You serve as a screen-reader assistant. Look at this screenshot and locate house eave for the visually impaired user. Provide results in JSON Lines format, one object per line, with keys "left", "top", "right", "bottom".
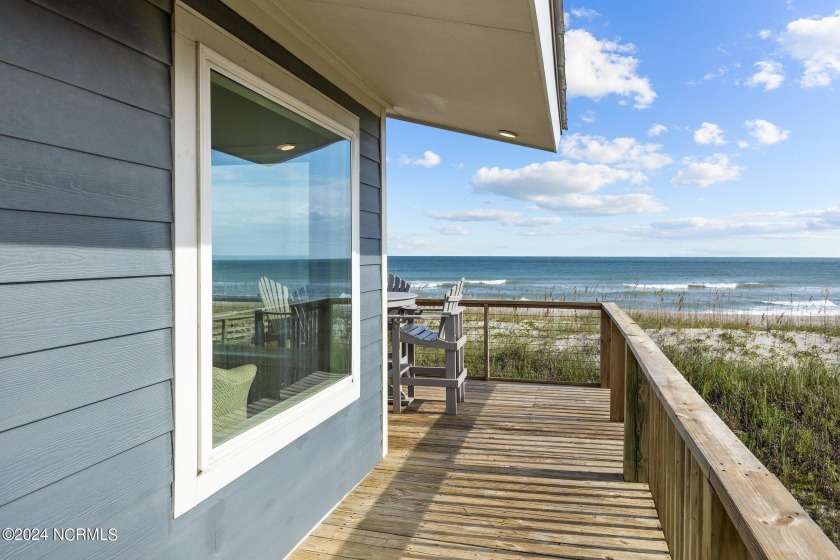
{"left": 221, "top": 0, "right": 566, "bottom": 151}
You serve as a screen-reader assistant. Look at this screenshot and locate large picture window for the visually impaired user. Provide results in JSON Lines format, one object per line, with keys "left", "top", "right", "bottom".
{"left": 172, "top": 37, "right": 361, "bottom": 514}
{"left": 206, "top": 69, "right": 353, "bottom": 448}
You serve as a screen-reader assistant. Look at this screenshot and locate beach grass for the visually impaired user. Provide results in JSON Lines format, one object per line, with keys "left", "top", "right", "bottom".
{"left": 662, "top": 343, "right": 839, "bottom": 546}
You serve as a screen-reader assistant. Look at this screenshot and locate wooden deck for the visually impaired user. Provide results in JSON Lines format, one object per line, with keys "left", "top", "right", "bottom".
{"left": 290, "top": 381, "right": 670, "bottom": 559}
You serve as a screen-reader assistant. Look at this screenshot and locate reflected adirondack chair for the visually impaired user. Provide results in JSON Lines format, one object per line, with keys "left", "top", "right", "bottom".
{"left": 258, "top": 277, "right": 293, "bottom": 346}
{"left": 389, "top": 278, "right": 466, "bottom": 415}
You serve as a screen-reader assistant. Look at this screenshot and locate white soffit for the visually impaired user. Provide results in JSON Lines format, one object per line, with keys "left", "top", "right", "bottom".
{"left": 228, "top": 0, "right": 563, "bottom": 152}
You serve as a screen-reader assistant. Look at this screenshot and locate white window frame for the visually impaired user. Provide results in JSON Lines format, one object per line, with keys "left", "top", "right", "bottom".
{"left": 172, "top": 8, "right": 361, "bottom": 517}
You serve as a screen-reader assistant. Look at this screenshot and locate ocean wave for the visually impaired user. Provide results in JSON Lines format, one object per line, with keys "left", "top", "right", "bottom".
{"left": 465, "top": 279, "right": 506, "bottom": 285}
{"left": 693, "top": 308, "right": 840, "bottom": 317}
{"left": 411, "top": 281, "right": 445, "bottom": 289}
{"left": 624, "top": 283, "right": 689, "bottom": 291}
{"left": 625, "top": 282, "right": 738, "bottom": 291}
{"left": 760, "top": 300, "right": 837, "bottom": 308}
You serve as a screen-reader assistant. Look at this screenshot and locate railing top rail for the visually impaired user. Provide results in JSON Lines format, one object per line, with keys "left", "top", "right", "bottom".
{"left": 415, "top": 298, "right": 602, "bottom": 310}
{"left": 601, "top": 302, "right": 840, "bottom": 559}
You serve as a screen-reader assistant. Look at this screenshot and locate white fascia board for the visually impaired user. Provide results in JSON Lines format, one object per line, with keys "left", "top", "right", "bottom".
{"left": 223, "top": 0, "right": 391, "bottom": 115}
{"left": 530, "top": 0, "right": 561, "bottom": 152}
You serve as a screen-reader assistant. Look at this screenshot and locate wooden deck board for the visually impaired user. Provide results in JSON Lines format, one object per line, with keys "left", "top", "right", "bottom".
{"left": 290, "top": 380, "right": 670, "bottom": 559}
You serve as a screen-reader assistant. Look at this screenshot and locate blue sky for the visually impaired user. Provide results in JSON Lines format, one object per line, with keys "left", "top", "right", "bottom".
{"left": 386, "top": 1, "right": 840, "bottom": 257}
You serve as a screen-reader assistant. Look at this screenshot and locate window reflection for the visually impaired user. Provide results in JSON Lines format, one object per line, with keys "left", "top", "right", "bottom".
{"left": 209, "top": 71, "right": 352, "bottom": 447}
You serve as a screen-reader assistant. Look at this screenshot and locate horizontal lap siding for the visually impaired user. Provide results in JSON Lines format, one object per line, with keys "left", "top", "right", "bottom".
{"left": 0, "top": 2, "right": 175, "bottom": 560}
{"left": 0, "top": 0, "right": 385, "bottom": 558}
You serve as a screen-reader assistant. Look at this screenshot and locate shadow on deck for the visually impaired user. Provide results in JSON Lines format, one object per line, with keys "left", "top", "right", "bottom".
{"left": 291, "top": 381, "right": 670, "bottom": 559}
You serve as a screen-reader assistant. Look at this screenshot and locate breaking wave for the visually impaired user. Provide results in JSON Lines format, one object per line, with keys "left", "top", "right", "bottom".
{"left": 625, "top": 282, "right": 738, "bottom": 291}
{"left": 465, "top": 279, "right": 506, "bottom": 285}
{"left": 760, "top": 300, "right": 837, "bottom": 308}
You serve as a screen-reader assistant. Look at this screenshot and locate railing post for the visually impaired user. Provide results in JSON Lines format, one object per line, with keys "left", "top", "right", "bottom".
{"left": 609, "top": 319, "right": 625, "bottom": 422}
{"left": 483, "top": 303, "right": 490, "bottom": 381}
{"left": 254, "top": 309, "right": 265, "bottom": 346}
{"left": 623, "top": 347, "right": 649, "bottom": 483}
{"left": 600, "top": 309, "right": 611, "bottom": 388}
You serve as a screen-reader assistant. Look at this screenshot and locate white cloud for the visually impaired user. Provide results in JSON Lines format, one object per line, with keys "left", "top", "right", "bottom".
{"left": 511, "top": 216, "right": 564, "bottom": 227}
{"left": 618, "top": 217, "right": 807, "bottom": 240}
{"left": 687, "top": 66, "right": 728, "bottom": 85}
{"left": 737, "top": 140, "right": 750, "bottom": 148}
{"left": 614, "top": 207, "right": 840, "bottom": 240}
{"left": 570, "top": 7, "right": 600, "bottom": 20}
{"left": 565, "top": 29, "right": 657, "bottom": 108}
{"left": 778, "top": 10, "right": 840, "bottom": 87}
{"left": 758, "top": 29, "right": 773, "bottom": 40}
{"left": 432, "top": 224, "right": 469, "bottom": 236}
{"left": 560, "top": 133, "right": 672, "bottom": 171}
{"left": 807, "top": 207, "right": 840, "bottom": 229}
{"left": 427, "top": 209, "right": 521, "bottom": 222}
{"left": 693, "top": 122, "right": 727, "bottom": 145}
{"left": 734, "top": 207, "right": 839, "bottom": 220}
{"left": 745, "top": 60, "right": 785, "bottom": 91}
{"left": 648, "top": 124, "right": 668, "bottom": 137}
{"left": 473, "top": 161, "right": 631, "bottom": 196}
{"left": 744, "top": 119, "right": 791, "bottom": 145}
{"left": 534, "top": 193, "right": 666, "bottom": 215}
{"left": 471, "top": 161, "right": 666, "bottom": 216}
{"left": 427, "top": 208, "right": 562, "bottom": 227}
{"left": 398, "top": 150, "right": 441, "bottom": 168}
{"left": 388, "top": 234, "right": 431, "bottom": 252}
{"left": 671, "top": 154, "right": 743, "bottom": 187}
{"left": 580, "top": 110, "right": 596, "bottom": 123}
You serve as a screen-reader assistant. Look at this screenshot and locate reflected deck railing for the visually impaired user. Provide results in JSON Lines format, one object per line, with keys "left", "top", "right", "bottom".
{"left": 412, "top": 297, "right": 840, "bottom": 559}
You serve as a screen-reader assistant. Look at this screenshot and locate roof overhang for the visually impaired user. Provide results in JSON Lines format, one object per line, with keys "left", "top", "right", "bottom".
{"left": 222, "top": 0, "right": 567, "bottom": 152}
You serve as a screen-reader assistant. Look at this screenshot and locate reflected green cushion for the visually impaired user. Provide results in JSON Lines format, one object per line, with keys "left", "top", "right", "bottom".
{"left": 212, "top": 364, "right": 258, "bottom": 436}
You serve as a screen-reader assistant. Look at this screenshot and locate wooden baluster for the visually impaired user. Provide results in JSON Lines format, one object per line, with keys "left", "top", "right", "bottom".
{"left": 600, "top": 309, "right": 611, "bottom": 388}
{"left": 623, "top": 347, "right": 649, "bottom": 483}
{"left": 483, "top": 303, "right": 490, "bottom": 381}
{"left": 688, "top": 455, "right": 701, "bottom": 560}
{"left": 701, "top": 480, "right": 723, "bottom": 560}
{"left": 675, "top": 433, "right": 685, "bottom": 559}
{"left": 609, "top": 320, "right": 625, "bottom": 422}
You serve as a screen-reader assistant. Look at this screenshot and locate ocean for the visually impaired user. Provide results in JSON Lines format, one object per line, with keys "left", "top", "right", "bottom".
{"left": 388, "top": 256, "right": 840, "bottom": 317}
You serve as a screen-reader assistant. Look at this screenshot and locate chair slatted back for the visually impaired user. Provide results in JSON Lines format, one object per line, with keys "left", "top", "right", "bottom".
{"left": 258, "top": 277, "right": 290, "bottom": 314}
{"left": 388, "top": 273, "right": 411, "bottom": 292}
{"left": 438, "top": 278, "right": 465, "bottom": 336}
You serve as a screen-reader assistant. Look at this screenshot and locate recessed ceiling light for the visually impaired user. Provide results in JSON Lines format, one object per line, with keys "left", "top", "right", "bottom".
{"left": 277, "top": 144, "right": 296, "bottom": 151}
{"left": 498, "top": 130, "right": 518, "bottom": 138}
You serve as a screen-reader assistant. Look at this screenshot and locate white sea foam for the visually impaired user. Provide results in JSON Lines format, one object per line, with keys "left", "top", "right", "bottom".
{"left": 465, "top": 279, "right": 506, "bottom": 285}
{"left": 625, "top": 282, "right": 738, "bottom": 291}
{"left": 624, "top": 283, "right": 689, "bottom": 291}
{"left": 412, "top": 281, "right": 444, "bottom": 289}
{"left": 761, "top": 300, "right": 837, "bottom": 308}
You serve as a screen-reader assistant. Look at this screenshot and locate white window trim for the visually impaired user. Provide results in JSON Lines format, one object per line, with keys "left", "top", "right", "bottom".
{"left": 172, "top": 7, "right": 361, "bottom": 517}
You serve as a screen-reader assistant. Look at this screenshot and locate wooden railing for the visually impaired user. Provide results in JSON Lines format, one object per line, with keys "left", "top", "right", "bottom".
{"left": 414, "top": 298, "right": 602, "bottom": 383}
{"left": 412, "top": 297, "right": 839, "bottom": 557}
{"left": 601, "top": 302, "right": 840, "bottom": 560}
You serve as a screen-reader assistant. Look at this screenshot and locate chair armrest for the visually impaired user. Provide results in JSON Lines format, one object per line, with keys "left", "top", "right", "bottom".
{"left": 387, "top": 314, "right": 414, "bottom": 320}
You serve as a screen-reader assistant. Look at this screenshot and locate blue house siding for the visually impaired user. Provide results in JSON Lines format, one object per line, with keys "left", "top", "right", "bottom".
{"left": 0, "top": 1, "right": 384, "bottom": 559}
